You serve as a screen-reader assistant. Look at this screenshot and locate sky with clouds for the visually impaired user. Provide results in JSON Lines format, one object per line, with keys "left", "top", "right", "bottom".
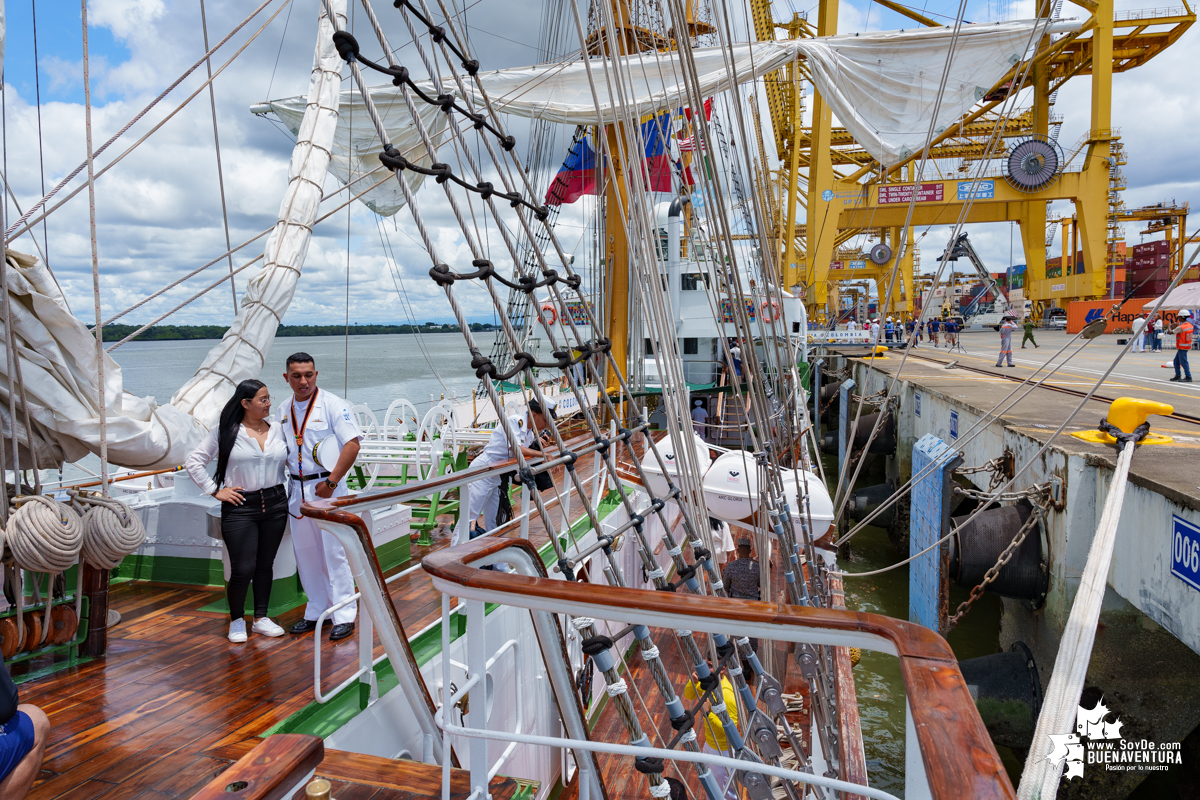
{"left": 2, "top": 0, "right": 1196, "bottom": 332}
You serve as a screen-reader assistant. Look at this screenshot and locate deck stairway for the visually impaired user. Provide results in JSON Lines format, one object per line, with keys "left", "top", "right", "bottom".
{"left": 192, "top": 735, "right": 535, "bottom": 800}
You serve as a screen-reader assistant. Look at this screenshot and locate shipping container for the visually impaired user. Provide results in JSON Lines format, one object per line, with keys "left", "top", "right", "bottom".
{"left": 1130, "top": 266, "right": 1170, "bottom": 283}
{"left": 1065, "top": 298, "right": 1185, "bottom": 333}
{"left": 1133, "top": 279, "right": 1173, "bottom": 297}
{"left": 1132, "top": 240, "right": 1171, "bottom": 256}
{"left": 1131, "top": 254, "right": 1169, "bottom": 269}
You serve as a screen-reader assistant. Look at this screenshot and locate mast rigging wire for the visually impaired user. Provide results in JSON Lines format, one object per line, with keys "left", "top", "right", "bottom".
{"left": 81, "top": 0, "right": 110, "bottom": 496}
{"left": 199, "top": 0, "right": 239, "bottom": 313}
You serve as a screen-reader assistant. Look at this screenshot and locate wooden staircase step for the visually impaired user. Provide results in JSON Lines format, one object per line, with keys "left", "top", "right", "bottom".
{"left": 205, "top": 739, "right": 534, "bottom": 800}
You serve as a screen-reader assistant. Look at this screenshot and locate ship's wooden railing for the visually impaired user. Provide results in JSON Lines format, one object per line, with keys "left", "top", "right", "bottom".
{"left": 190, "top": 734, "right": 323, "bottom": 800}
{"left": 422, "top": 537, "right": 1017, "bottom": 800}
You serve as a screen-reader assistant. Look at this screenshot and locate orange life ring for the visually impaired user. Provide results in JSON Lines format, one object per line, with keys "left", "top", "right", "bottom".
{"left": 760, "top": 299, "right": 781, "bottom": 321}
{"left": 541, "top": 303, "right": 557, "bottom": 325}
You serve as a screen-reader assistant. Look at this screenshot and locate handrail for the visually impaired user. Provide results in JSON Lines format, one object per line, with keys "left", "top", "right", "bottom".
{"left": 310, "top": 431, "right": 595, "bottom": 515}
{"left": 188, "top": 734, "right": 323, "bottom": 800}
{"left": 423, "top": 537, "right": 1016, "bottom": 800}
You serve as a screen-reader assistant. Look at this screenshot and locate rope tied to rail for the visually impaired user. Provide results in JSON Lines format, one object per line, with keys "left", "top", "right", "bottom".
{"left": 6, "top": 495, "right": 82, "bottom": 573}
{"left": 70, "top": 491, "right": 147, "bottom": 569}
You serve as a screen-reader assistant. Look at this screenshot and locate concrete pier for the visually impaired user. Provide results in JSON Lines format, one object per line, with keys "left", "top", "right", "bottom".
{"left": 840, "top": 330, "right": 1200, "bottom": 798}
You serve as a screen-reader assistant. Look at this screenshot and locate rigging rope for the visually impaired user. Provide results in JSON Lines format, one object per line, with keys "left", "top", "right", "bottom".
{"left": 6, "top": 495, "right": 82, "bottom": 573}
{"left": 199, "top": 0, "right": 239, "bottom": 313}
{"left": 71, "top": 492, "right": 147, "bottom": 570}
{"left": 81, "top": 0, "right": 110, "bottom": 495}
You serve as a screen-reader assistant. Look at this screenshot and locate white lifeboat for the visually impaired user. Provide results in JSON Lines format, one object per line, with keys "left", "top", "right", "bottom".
{"left": 703, "top": 453, "right": 835, "bottom": 538}
{"left": 642, "top": 432, "right": 711, "bottom": 497}
{"left": 781, "top": 471, "right": 836, "bottom": 540}
{"left": 701, "top": 451, "right": 761, "bottom": 521}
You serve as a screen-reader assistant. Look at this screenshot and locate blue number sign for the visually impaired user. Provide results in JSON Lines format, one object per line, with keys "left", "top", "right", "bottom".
{"left": 915, "top": 391, "right": 921, "bottom": 418}
{"left": 950, "top": 410, "right": 959, "bottom": 440}
{"left": 1172, "top": 515, "right": 1200, "bottom": 592}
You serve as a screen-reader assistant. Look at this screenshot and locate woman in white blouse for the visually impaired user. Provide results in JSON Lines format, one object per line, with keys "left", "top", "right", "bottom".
{"left": 185, "top": 379, "right": 290, "bottom": 643}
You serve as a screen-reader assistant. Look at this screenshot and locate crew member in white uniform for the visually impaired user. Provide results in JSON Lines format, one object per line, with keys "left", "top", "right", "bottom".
{"left": 457, "top": 400, "right": 553, "bottom": 544}
{"left": 279, "top": 353, "right": 363, "bottom": 641}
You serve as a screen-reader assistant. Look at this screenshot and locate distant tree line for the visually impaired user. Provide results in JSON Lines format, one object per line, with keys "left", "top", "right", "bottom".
{"left": 94, "top": 322, "right": 497, "bottom": 342}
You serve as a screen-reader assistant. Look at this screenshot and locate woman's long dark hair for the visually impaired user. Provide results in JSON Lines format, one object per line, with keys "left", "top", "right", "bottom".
{"left": 213, "top": 379, "right": 266, "bottom": 489}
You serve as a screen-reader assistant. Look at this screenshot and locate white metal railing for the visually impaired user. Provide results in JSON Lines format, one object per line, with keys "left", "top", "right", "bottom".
{"left": 430, "top": 543, "right": 912, "bottom": 800}
{"left": 311, "top": 476, "right": 594, "bottom": 703}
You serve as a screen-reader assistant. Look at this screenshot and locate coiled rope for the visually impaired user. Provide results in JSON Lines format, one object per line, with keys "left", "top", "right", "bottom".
{"left": 6, "top": 495, "right": 82, "bottom": 573}
{"left": 72, "top": 493, "right": 146, "bottom": 569}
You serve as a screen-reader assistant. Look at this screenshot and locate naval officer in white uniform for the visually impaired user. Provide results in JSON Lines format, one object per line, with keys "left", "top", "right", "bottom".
{"left": 280, "top": 352, "right": 362, "bottom": 641}
{"left": 457, "top": 399, "right": 554, "bottom": 544}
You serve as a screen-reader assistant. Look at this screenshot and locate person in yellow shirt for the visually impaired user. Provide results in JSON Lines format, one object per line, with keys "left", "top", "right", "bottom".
{"left": 684, "top": 674, "right": 740, "bottom": 800}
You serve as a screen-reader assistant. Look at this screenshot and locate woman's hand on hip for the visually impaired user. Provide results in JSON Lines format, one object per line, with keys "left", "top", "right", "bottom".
{"left": 215, "top": 486, "right": 245, "bottom": 505}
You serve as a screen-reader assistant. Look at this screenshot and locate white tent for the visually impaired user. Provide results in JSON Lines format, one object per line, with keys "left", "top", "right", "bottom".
{"left": 1144, "top": 282, "right": 1200, "bottom": 310}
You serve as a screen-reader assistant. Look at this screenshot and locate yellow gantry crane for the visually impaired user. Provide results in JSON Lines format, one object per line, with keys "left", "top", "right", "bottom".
{"left": 752, "top": 0, "right": 1194, "bottom": 323}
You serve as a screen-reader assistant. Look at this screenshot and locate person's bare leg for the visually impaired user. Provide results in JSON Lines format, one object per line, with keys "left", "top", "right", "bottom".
{"left": 0, "top": 704, "right": 50, "bottom": 799}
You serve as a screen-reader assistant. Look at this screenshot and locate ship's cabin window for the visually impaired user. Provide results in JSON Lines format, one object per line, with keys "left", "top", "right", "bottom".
{"left": 683, "top": 338, "right": 698, "bottom": 355}
{"left": 681, "top": 273, "right": 709, "bottom": 291}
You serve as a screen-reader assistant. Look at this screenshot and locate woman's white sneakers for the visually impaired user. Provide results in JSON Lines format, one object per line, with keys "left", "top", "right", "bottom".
{"left": 252, "top": 617, "right": 286, "bottom": 637}
{"left": 229, "top": 617, "right": 286, "bottom": 642}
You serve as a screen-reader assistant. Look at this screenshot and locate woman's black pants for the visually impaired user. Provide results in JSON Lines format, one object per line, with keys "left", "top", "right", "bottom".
{"left": 221, "top": 485, "right": 288, "bottom": 620}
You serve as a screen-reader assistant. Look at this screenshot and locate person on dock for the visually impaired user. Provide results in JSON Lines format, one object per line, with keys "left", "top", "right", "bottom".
{"left": 906, "top": 318, "right": 917, "bottom": 345}
{"left": 1170, "top": 309, "right": 1193, "bottom": 382}
{"left": 884, "top": 317, "right": 894, "bottom": 343}
{"left": 928, "top": 317, "right": 940, "bottom": 347}
{"left": 280, "top": 353, "right": 363, "bottom": 642}
{"left": 185, "top": 379, "right": 290, "bottom": 643}
{"left": 944, "top": 317, "right": 959, "bottom": 348}
{"left": 1131, "top": 313, "right": 1147, "bottom": 352}
{"left": 0, "top": 655, "right": 49, "bottom": 799}
{"left": 460, "top": 399, "right": 555, "bottom": 543}
{"left": 1021, "top": 316, "right": 1039, "bottom": 349}
{"left": 869, "top": 318, "right": 881, "bottom": 343}
{"left": 996, "top": 314, "right": 1018, "bottom": 367}
{"left": 1153, "top": 315, "right": 1164, "bottom": 351}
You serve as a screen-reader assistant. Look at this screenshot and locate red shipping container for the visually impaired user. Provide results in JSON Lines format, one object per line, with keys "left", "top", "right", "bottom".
{"left": 1131, "top": 267, "right": 1170, "bottom": 282}
{"left": 1131, "top": 254, "right": 1168, "bottom": 269}
{"left": 1132, "top": 240, "right": 1170, "bottom": 257}
{"left": 1133, "top": 279, "right": 1172, "bottom": 297}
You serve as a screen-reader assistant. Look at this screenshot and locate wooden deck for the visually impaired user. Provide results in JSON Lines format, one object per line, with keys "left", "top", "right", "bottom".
{"left": 18, "top": 488, "right": 578, "bottom": 799}
{"left": 15, "top": 429, "right": 630, "bottom": 800}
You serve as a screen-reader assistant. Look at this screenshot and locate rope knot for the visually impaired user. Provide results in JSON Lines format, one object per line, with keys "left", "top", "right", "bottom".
{"left": 331, "top": 30, "right": 359, "bottom": 63}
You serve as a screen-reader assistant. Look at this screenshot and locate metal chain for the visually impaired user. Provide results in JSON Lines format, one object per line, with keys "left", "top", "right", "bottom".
{"left": 947, "top": 491, "right": 1049, "bottom": 629}
{"left": 954, "top": 455, "right": 1009, "bottom": 491}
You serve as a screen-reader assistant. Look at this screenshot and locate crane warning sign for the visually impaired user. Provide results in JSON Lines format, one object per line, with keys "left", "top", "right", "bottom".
{"left": 878, "top": 183, "right": 944, "bottom": 204}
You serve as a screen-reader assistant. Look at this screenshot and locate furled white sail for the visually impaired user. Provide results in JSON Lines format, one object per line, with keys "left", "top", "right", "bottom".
{"left": 0, "top": 250, "right": 203, "bottom": 469}
{"left": 459, "top": 19, "right": 1077, "bottom": 166}
{"left": 253, "top": 88, "right": 448, "bottom": 217}
{"left": 171, "top": 0, "right": 349, "bottom": 431}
